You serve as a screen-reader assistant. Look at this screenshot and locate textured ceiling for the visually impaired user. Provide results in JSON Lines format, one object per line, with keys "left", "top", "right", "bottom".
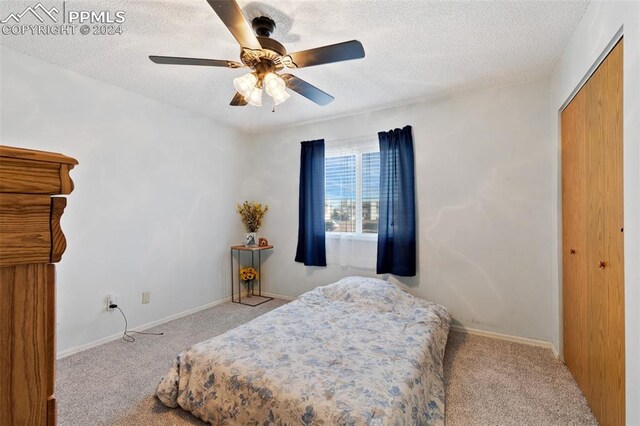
{"left": 0, "top": 0, "right": 589, "bottom": 133}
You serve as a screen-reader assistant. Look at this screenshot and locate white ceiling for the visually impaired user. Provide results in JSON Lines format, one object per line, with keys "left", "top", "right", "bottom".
{"left": 0, "top": 0, "right": 589, "bottom": 133}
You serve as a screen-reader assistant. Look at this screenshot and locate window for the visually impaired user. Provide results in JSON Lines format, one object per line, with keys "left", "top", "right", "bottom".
{"left": 361, "top": 152, "right": 380, "bottom": 234}
{"left": 325, "top": 143, "right": 380, "bottom": 235}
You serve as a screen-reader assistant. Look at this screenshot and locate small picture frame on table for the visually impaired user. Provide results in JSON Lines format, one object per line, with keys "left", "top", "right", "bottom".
{"left": 244, "top": 233, "right": 257, "bottom": 247}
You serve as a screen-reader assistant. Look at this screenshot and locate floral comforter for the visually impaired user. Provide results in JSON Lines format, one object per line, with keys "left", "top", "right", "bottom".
{"left": 156, "top": 276, "right": 451, "bottom": 425}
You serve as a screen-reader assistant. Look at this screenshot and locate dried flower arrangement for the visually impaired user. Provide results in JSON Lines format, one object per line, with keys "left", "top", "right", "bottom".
{"left": 236, "top": 201, "right": 269, "bottom": 233}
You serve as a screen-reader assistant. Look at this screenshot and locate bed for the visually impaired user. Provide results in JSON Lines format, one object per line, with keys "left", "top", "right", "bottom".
{"left": 156, "top": 276, "right": 451, "bottom": 425}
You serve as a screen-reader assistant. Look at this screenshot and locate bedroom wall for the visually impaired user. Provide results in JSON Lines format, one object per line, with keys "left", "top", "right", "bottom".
{"left": 241, "top": 78, "right": 555, "bottom": 343}
{"left": 548, "top": 2, "right": 640, "bottom": 423}
{"left": 0, "top": 46, "right": 249, "bottom": 355}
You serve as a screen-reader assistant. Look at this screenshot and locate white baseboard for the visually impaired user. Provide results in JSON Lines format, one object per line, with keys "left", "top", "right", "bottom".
{"left": 57, "top": 292, "right": 294, "bottom": 359}
{"left": 551, "top": 344, "right": 560, "bottom": 359}
{"left": 62, "top": 295, "right": 564, "bottom": 362}
{"left": 57, "top": 296, "right": 232, "bottom": 359}
{"left": 451, "top": 325, "right": 560, "bottom": 359}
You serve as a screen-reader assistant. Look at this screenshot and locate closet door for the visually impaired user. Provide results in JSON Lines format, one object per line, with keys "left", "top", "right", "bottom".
{"left": 594, "top": 39, "right": 624, "bottom": 426}
{"left": 561, "top": 78, "right": 589, "bottom": 398}
{"left": 562, "top": 39, "right": 624, "bottom": 426}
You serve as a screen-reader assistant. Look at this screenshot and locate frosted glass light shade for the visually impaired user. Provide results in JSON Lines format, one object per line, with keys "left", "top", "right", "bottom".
{"left": 264, "top": 72, "right": 284, "bottom": 95}
{"left": 270, "top": 89, "right": 290, "bottom": 105}
{"left": 233, "top": 73, "right": 258, "bottom": 98}
{"left": 245, "top": 86, "right": 263, "bottom": 106}
{"left": 264, "top": 72, "right": 290, "bottom": 105}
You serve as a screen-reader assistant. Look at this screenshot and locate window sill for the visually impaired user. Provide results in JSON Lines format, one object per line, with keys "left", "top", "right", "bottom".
{"left": 326, "top": 232, "right": 378, "bottom": 242}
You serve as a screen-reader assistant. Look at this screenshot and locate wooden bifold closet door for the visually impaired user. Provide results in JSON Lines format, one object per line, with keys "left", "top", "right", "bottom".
{"left": 562, "top": 39, "right": 624, "bottom": 426}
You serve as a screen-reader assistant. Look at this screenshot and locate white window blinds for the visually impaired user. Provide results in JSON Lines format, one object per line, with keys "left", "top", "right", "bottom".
{"left": 325, "top": 139, "right": 380, "bottom": 235}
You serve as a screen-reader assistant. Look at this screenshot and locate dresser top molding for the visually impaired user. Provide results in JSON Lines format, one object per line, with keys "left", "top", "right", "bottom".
{"left": 0, "top": 145, "right": 78, "bottom": 166}
{"left": 0, "top": 145, "right": 78, "bottom": 266}
{"left": 0, "top": 145, "right": 78, "bottom": 195}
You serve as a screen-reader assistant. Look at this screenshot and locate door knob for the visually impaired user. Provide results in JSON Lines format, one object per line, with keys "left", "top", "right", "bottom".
{"left": 599, "top": 261, "right": 606, "bottom": 269}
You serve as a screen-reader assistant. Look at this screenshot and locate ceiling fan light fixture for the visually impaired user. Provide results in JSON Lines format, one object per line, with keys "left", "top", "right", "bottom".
{"left": 149, "top": 0, "right": 365, "bottom": 108}
{"left": 264, "top": 72, "right": 290, "bottom": 105}
{"left": 233, "top": 72, "right": 258, "bottom": 98}
{"left": 264, "top": 72, "right": 284, "bottom": 95}
{"left": 270, "top": 88, "right": 290, "bottom": 106}
{"left": 245, "top": 85, "right": 263, "bottom": 107}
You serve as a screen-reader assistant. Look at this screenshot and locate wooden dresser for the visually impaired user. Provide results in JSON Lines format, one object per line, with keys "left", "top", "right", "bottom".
{"left": 0, "top": 145, "right": 78, "bottom": 425}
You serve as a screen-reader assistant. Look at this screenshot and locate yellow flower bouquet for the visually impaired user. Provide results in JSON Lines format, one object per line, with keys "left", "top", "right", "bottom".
{"left": 239, "top": 266, "right": 259, "bottom": 298}
{"left": 239, "top": 267, "right": 259, "bottom": 282}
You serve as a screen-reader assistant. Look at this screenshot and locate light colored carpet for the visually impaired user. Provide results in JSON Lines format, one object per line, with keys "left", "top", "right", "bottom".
{"left": 444, "top": 332, "right": 596, "bottom": 425}
{"left": 56, "top": 299, "right": 596, "bottom": 425}
{"left": 56, "top": 299, "right": 288, "bottom": 426}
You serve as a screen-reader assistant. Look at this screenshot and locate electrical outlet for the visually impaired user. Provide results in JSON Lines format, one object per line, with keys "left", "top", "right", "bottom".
{"left": 106, "top": 295, "right": 117, "bottom": 311}
{"left": 142, "top": 291, "right": 150, "bottom": 304}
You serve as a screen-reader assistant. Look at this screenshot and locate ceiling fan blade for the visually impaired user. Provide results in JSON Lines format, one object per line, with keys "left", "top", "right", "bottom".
{"left": 149, "top": 55, "right": 244, "bottom": 68}
{"left": 230, "top": 92, "right": 248, "bottom": 106}
{"left": 205, "top": 0, "right": 262, "bottom": 50}
{"left": 281, "top": 40, "right": 365, "bottom": 69}
{"left": 282, "top": 74, "right": 334, "bottom": 106}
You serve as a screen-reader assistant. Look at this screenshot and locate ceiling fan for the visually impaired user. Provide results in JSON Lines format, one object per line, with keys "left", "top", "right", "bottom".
{"left": 149, "top": 0, "right": 365, "bottom": 109}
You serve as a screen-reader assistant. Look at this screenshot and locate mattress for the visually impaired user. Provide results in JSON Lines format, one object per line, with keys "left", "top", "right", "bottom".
{"left": 156, "top": 276, "right": 451, "bottom": 425}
